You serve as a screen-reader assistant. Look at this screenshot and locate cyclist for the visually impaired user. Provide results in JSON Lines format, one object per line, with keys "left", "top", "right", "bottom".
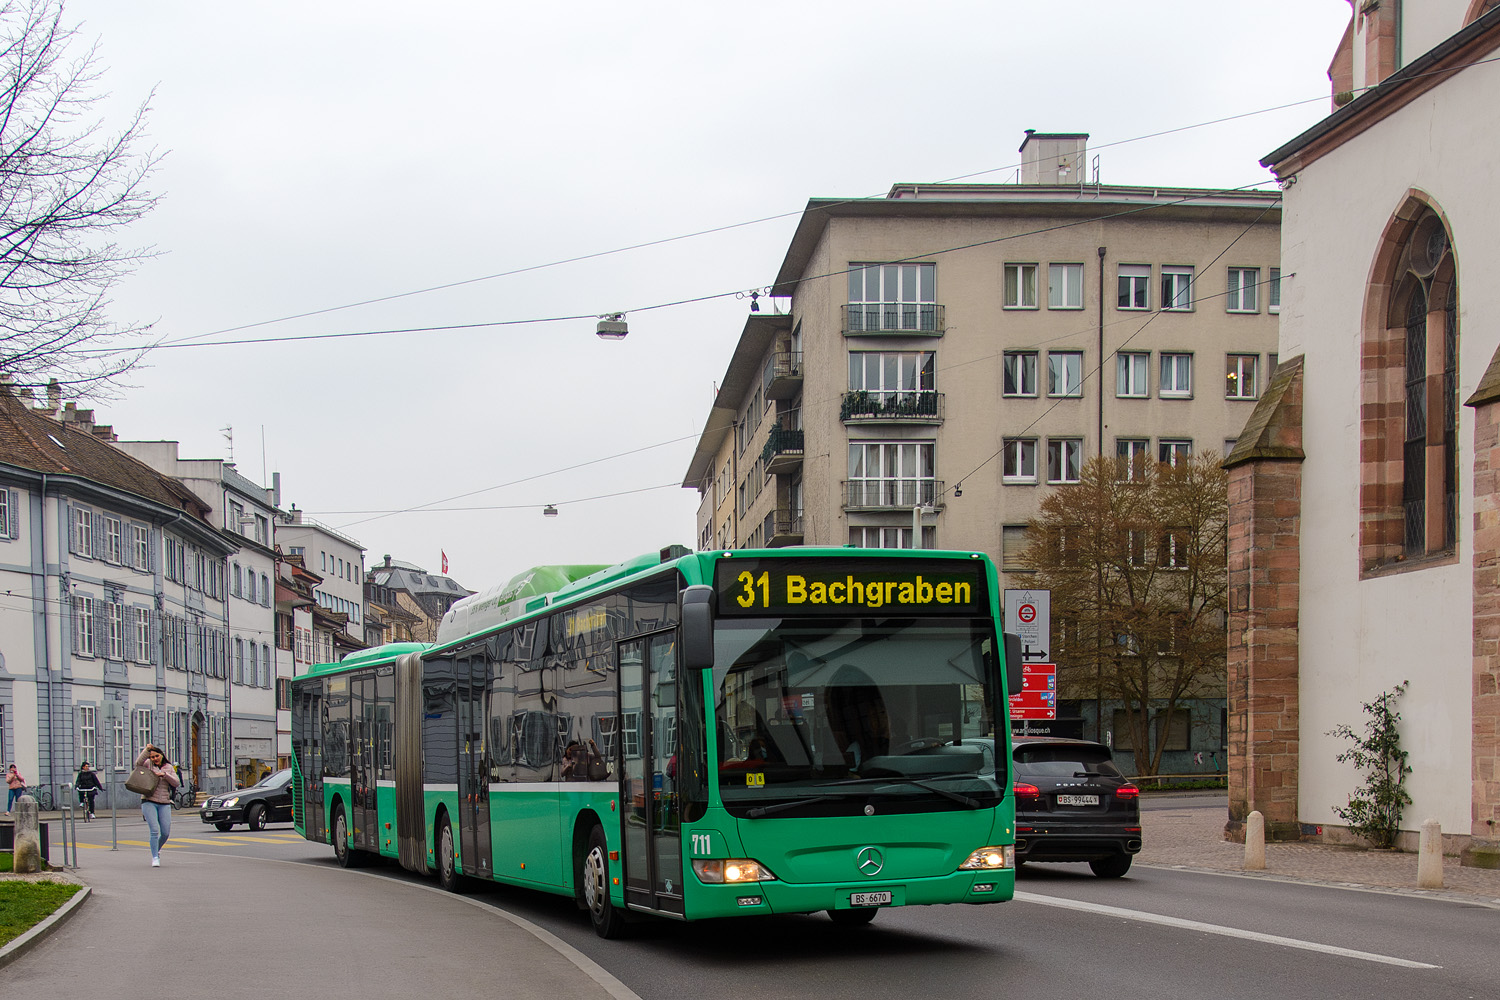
{"left": 75, "top": 761, "right": 102, "bottom": 819}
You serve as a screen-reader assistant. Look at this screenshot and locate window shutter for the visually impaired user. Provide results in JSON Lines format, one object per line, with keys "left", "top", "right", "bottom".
{"left": 92, "top": 514, "right": 104, "bottom": 560}
{"left": 125, "top": 608, "right": 138, "bottom": 662}
{"left": 149, "top": 614, "right": 160, "bottom": 666}
{"left": 94, "top": 600, "right": 108, "bottom": 657}
{"left": 71, "top": 596, "right": 83, "bottom": 653}
{"left": 7, "top": 490, "right": 17, "bottom": 540}
{"left": 66, "top": 505, "right": 77, "bottom": 555}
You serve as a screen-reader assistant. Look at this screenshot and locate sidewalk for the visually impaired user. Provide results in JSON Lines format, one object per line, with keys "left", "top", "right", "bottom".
{"left": 1136, "top": 793, "right": 1500, "bottom": 904}
{"left": 3, "top": 814, "right": 634, "bottom": 1000}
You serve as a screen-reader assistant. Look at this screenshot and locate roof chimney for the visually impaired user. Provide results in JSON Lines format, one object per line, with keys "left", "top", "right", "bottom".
{"left": 46, "top": 378, "right": 60, "bottom": 413}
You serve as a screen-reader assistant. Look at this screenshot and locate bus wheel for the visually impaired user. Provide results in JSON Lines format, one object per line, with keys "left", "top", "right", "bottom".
{"left": 436, "top": 816, "right": 462, "bottom": 893}
{"left": 581, "top": 826, "right": 626, "bottom": 939}
{"left": 828, "top": 907, "right": 879, "bottom": 927}
{"left": 332, "top": 805, "right": 359, "bottom": 869}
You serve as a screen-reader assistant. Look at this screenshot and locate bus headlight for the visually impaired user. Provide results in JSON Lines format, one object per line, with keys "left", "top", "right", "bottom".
{"left": 958, "top": 845, "right": 1014, "bottom": 870}
{"left": 692, "top": 859, "right": 778, "bottom": 884}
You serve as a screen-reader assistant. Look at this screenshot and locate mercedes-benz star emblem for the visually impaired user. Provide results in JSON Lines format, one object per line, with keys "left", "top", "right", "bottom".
{"left": 856, "top": 847, "right": 885, "bottom": 876}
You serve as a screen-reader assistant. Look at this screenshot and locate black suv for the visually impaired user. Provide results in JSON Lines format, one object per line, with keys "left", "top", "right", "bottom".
{"left": 1011, "top": 736, "right": 1141, "bottom": 877}
{"left": 200, "top": 768, "right": 294, "bottom": 831}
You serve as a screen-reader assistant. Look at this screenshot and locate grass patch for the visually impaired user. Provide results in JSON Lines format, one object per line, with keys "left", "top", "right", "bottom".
{"left": 0, "top": 880, "right": 83, "bottom": 946}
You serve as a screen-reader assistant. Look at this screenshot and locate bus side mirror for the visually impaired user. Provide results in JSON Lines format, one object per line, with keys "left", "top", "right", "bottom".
{"left": 1003, "top": 632, "right": 1024, "bottom": 696}
{"left": 681, "top": 585, "right": 714, "bottom": 670}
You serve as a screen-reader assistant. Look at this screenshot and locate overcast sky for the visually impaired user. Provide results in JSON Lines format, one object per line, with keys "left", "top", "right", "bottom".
{"left": 62, "top": 0, "right": 1350, "bottom": 591}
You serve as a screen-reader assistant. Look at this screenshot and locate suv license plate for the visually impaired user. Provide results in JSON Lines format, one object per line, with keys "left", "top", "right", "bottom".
{"left": 849, "top": 891, "right": 892, "bottom": 907}
{"left": 1057, "top": 794, "right": 1100, "bottom": 806}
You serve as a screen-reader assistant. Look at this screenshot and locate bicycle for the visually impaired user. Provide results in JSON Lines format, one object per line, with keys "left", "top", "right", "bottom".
{"left": 171, "top": 782, "right": 197, "bottom": 810}
{"left": 30, "top": 786, "right": 54, "bottom": 810}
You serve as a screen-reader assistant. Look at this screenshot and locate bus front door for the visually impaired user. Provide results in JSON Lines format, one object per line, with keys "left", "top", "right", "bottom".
{"left": 619, "top": 632, "right": 683, "bottom": 915}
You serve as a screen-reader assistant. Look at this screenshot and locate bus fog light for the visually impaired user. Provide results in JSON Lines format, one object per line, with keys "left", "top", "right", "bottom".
{"left": 692, "top": 858, "right": 777, "bottom": 884}
{"left": 958, "top": 845, "right": 1013, "bottom": 870}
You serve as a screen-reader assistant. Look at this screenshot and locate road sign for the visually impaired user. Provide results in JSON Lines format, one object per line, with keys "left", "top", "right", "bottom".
{"left": 1004, "top": 589, "right": 1050, "bottom": 661}
{"left": 1008, "top": 662, "right": 1057, "bottom": 721}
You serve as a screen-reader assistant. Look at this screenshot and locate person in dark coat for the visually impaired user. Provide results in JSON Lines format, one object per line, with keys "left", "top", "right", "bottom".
{"left": 75, "top": 761, "right": 103, "bottom": 819}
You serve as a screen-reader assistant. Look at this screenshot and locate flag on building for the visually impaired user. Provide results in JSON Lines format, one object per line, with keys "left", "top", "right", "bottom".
{"left": 441, "top": 550, "right": 448, "bottom": 575}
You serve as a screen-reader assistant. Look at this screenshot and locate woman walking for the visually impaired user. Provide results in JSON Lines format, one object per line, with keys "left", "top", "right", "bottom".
{"left": 5, "top": 763, "right": 25, "bottom": 812}
{"left": 135, "top": 745, "right": 179, "bottom": 866}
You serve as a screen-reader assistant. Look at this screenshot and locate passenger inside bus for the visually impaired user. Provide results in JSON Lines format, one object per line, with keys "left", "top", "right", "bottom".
{"left": 826, "top": 665, "right": 890, "bottom": 770}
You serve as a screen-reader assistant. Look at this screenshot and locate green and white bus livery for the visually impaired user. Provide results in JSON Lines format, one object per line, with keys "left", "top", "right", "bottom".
{"left": 291, "top": 545, "right": 1023, "bottom": 937}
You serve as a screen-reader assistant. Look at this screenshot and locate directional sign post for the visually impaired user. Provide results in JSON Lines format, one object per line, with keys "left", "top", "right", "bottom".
{"left": 1004, "top": 589, "right": 1051, "bottom": 662}
{"left": 1008, "top": 662, "right": 1057, "bottom": 722}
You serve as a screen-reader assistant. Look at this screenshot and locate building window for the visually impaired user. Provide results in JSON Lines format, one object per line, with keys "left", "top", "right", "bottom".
{"left": 847, "top": 525, "right": 935, "bottom": 549}
{"left": 1001, "top": 525, "right": 1032, "bottom": 572}
{"left": 1159, "top": 439, "right": 1192, "bottom": 466}
{"left": 255, "top": 514, "right": 269, "bottom": 545}
{"left": 1048, "top": 263, "right": 1084, "bottom": 309}
{"left": 1159, "top": 528, "right": 1190, "bottom": 569}
{"left": 132, "top": 525, "right": 148, "bottom": 569}
{"left": 0, "top": 489, "right": 8, "bottom": 539}
{"left": 848, "top": 262, "right": 937, "bottom": 332}
{"left": 1226, "top": 267, "right": 1260, "bottom": 312}
{"left": 1118, "top": 264, "right": 1150, "bottom": 310}
{"left": 1117, "top": 352, "right": 1149, "bottom": 397}
{"left": 1226, "top": 354, "right": 1258, "bottom": 399}
{"left": 1268, "top": 267, "right": 1281, "bottom": 314}
{"left": 1160, "top": 353, "right": 1192, "bottom": 397}
{"left": 1003, "top": 263, "right": 1038, "bottom": 309}
{"left": 135, "top": 609, "right": 151, "bottom": 663}
{"left": 1161, "top": 266, "right": 1194, "bottom": 311}
{"left": 79, "top": 705, "right": 96, "bottom": 764}
{"left": 847, "top": 351, "right": 936, "bottom": 406}
{"left": 1125, "top": 530, "right": 1148, "bottom": 567}
{"left": 134, "top": 708, "right": 152, "bottom": 758}
{"left": 1048, "top": 351, "right": 1083, "bottom": 397}
{"left": 73, "top": 507, "right": 93, "bottom": 557}
{"left": 1116, "top": 439, "right": 1150, "bottom": 481}
{"left": 1003, "top": 439, "right": 1038, "bottom": 484}
{"left": 847, "top": 442, "right": 936, "bottom": 507}
{"left": 112, "top": 713, "right": 126, "bottom": 769}
{"left": 261, "top": 573, "right": 271, "bottom": 607}
{"left": 74, "top": 595, "right": 95, "bottom": 655}
{"left": 1003, "top": 352, "right": 1038, "bottom": 397}
{"left": 246, "top": 572, "right": 256, "bottom": 605}
{"left": 104, "top": 517, "right": 122, "bottom": 564}
{"left": 1046, "top": 439, "right": 1082, "bottom": 484}
{"left": 108, "top": 602, "right": 124, "bottom": 660}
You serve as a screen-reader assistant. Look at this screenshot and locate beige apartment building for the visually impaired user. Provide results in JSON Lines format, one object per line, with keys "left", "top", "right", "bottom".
{"left": 686, "top": 134, "right": 1280, "bottom": 577}
{"left": 682, "top": 133, "right": 1280, "bottom": 751}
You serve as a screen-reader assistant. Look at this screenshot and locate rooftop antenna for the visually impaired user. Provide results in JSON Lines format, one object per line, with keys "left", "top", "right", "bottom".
{"left": 221, "top": 425, "right": 234, "bottom": 464}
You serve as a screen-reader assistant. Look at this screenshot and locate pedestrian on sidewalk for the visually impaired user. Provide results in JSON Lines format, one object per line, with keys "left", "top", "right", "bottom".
{"left": 6, "top": 763, "right": 25, "bottom": 812}
{"left": 75, "top": 761, "right": 102, "bottom": 819}
{"left": 135, "top": 745, "right": 179, "bottom": 866}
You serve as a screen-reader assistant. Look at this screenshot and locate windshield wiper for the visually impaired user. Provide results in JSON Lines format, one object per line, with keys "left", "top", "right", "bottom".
{"left": 817, "top": 775, "right": 983, "bottom": 809}
{"left": 747, "top": 795, "right": 841, "bottom": 819}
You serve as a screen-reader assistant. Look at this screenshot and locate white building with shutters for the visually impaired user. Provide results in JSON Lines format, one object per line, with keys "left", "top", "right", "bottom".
{"left": 113, "top": 441, "right": 284, "bottom": 787}
{"left": 0, "top": 389, "right": 238, "bottom": 806}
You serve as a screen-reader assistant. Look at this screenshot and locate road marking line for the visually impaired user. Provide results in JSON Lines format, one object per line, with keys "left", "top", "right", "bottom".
{"left": 1015, "top": 891, "right": 1439, "bottom": 969}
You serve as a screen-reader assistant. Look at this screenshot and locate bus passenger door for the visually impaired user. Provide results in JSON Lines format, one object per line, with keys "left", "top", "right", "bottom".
{"left": 295, "top": 685, "right": 325, "bottom": 839}
{"left": 458, "top": 655, "right": 493, "bottom": 878}
{"left": 619, "top": 631, "right": 683, "bottom": 915}
{"left": 353, "top": 675, "right": 380, "bottom": 851}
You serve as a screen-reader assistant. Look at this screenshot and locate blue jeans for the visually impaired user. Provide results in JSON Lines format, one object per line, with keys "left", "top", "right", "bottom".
{"left": 141, "top": 801, "right": 172, "bottom": 857}
{"left": 6, "top": 787, "right": 22, "bottom": 810}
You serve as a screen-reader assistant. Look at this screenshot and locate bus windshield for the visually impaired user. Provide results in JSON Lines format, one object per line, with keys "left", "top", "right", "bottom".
{"left": 712, "top": 616, "right": 1002, "bottom": 818}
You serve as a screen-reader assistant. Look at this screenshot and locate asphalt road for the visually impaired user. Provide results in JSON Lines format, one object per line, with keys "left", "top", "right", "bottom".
{"left": 58, "top": 810, "right": 1496, "bottom": 1000}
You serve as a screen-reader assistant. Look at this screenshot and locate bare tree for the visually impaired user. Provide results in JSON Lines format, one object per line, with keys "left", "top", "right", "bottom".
{"left": 0, "top": 0, "right": 160, "bottom": 397}
{"left": 1024, "top": 453, "right": 1229, "bottom": 776}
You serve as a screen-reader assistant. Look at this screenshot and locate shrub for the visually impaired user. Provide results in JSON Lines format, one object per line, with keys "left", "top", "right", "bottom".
{"left": 1328, "top": 681, "right": 1412, "bottom": 849}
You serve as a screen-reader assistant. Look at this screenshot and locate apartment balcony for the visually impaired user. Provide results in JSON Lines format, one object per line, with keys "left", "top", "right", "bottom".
{"left": 840, "top": 390, "right": 945, "bottom": 425}
{"left": 767, "top": 510, "right": 804, "bottom": 547}
{"left": 761, "top": 425, "right": 804, "bottom": 475}
{"left": 842, "top": 303, "right": 945, "bottom": 337}
{"left": 842, "top": 479, "right": 945, "bottom": 511}
{"left": 766, "top": 351, "right": 803, "bottom": 400}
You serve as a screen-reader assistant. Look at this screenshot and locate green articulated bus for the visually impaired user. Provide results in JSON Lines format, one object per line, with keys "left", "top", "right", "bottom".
{"left": 290, "top": 545, "right": 1024, "bottom": 937}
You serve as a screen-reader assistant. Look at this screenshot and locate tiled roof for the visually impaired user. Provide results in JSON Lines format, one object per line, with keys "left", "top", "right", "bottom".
{"left": 0, "top": 389, "right": 211, "bottom": 520}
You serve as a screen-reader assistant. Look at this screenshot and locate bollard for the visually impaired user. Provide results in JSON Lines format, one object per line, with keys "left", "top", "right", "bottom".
{"left": 12, "top": 794, "right": 43, "bottom": 872}
{"left": 1417, "top": 818, "right": 1443, "bottom": 889}
{"left": 1244, "top": 810, "right": 1266, "bottom": 870}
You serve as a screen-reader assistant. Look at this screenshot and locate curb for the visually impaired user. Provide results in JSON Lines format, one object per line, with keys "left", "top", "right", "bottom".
{"left": 0, "top": 883, "right": 91, "bottom": 970}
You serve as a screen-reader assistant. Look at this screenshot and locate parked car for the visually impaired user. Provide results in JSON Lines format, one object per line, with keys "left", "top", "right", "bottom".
{"left": 200, "top": 767, "right": 294, "bottom": 831}
{"left": 1009, "top": 736, "right": 1141, "bottom": 877}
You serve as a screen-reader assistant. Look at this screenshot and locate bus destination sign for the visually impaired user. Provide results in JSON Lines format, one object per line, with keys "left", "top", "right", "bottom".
{"left": 714, "top": 558, "right": 986, "bottom": 617}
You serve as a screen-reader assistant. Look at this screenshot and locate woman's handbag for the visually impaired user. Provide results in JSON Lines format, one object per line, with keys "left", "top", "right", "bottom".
{"left": 124, "top": 764, "right": 157, "bottom": 795}
{"left": 585, "top": 741, "right": 610, "bottom": 781}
